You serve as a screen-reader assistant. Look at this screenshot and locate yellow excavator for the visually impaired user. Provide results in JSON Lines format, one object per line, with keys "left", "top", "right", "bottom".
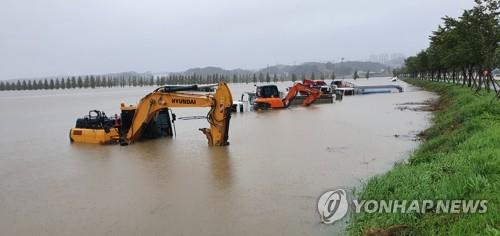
{"left": 69, "top": 82, "right": 233, "bottom": 146}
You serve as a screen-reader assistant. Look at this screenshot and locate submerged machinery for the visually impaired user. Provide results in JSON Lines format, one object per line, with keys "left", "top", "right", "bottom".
{"left": 253, "top": 83, "right": 322, "bottom": 110}
{"left": 231, "top": 81, "right": 334, "bottom": 112}
{"left": 70, "top": 82, "right": 233, "bottom": 146}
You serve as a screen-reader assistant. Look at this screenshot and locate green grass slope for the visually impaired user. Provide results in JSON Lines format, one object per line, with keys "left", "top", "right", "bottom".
{"left": 348, "top": 79, "right": 500, "bottom": 235}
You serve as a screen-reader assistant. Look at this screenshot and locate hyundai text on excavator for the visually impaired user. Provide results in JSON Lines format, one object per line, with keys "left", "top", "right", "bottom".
{"left": 253, "top": 83, "right": 322, "bottom": 110}
{"left": 70, "top": 82, "right": 233, "bottom": 146}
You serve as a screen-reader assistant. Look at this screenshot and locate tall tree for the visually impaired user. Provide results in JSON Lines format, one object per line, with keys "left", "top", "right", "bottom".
{"left": 43, "top": 79, "right": 49, "bottom": 89}
{"left": 49, "top": 79, "right": 55, "bottom": 89}
{"left": 258, "top": 73, "right": 264, "bottom": 83}
{"left": 83, "top": 76, "right": 90, "bottom": 88}
{"left": 401, "top": 0, "right": 500, "bottom": 91}
{"left": 90, "top": 75, "right": 96, "bottom": 88}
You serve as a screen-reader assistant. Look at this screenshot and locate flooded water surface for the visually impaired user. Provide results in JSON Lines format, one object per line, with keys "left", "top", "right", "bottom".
{"left": 0, "top": 78, "right": 435, "bottom": 235}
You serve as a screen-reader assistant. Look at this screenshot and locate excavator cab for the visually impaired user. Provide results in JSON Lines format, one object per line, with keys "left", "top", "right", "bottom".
{"left": 119, "top": 106, "right": 174, "bottom": 141}
{"left": 256, "top": 85, "right": 280, "bottom": 98}
{"left": 254, "top": 85, "right": 284, "bottom": 109}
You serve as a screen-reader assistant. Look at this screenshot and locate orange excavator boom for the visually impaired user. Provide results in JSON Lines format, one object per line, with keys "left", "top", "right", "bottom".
{"left": 282, "top": 83, "right": 322, "bottom": 107}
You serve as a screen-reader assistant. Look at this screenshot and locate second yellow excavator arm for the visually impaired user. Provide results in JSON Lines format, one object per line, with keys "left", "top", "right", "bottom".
{"left": 124, "top": 82, "right": 233, "bottom": 146}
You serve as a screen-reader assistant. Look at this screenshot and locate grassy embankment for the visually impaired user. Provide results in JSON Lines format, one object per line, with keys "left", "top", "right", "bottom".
{"left": 348, "top": 79, "right": 500, "bottom": 235}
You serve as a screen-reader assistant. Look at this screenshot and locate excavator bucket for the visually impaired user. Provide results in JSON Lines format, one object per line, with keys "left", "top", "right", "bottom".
{"left": 203, "top": 82, "right": 233, "bottom": 146}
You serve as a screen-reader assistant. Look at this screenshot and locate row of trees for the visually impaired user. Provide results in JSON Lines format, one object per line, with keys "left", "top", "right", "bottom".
{"left": 398, "top": 0, "right": 500, "bottom": 95}
{"left": 0, "top": 72, "right": 341, "bottom": 91}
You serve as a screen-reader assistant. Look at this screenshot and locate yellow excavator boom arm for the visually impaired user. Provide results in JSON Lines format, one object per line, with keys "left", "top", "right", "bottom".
{"left": 125, "top": 82, "right": 233, "bottom": 146}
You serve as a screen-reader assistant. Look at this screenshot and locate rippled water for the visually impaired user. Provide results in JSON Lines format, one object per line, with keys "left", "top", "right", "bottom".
{"left": 0, "top": 77, "right": 435, "bottom": 235}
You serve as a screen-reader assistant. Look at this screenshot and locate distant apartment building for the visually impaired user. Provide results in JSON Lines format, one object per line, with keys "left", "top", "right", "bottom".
{"left": 368, "top": 53, "right": 406, "bottom": 68}
{"left": 369, "top": 54, "right": 390, "bottom": 65}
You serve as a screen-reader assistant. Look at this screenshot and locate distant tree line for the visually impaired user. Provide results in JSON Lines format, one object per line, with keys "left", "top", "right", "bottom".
{"left": 0, "top": 72, "right": 340, "bottom": 91}
{"left": 397, "top": 0, "right": 500, "bottom": 96}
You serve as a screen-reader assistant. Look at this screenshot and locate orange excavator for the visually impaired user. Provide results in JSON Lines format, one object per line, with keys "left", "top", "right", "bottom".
{"left": 253, "top": 83, "right": 322, "bottom": 110}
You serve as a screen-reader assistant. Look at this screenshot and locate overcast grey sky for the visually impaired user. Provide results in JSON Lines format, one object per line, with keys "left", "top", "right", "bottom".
{"left": 0, "top": 0, "right": 475, "bottom": 80}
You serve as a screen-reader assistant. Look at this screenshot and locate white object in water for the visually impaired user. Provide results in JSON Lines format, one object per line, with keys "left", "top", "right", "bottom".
{"left": 232, "top": 101, "right": 244, "bottom": 113}
{"left": 391, "top": 77, "right": 398, "bottom": 82}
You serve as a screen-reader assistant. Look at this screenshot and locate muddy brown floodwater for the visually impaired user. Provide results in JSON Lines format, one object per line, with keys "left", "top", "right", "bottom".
{"left": 0, "top": 77, "right": 436, "bottom": 235}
